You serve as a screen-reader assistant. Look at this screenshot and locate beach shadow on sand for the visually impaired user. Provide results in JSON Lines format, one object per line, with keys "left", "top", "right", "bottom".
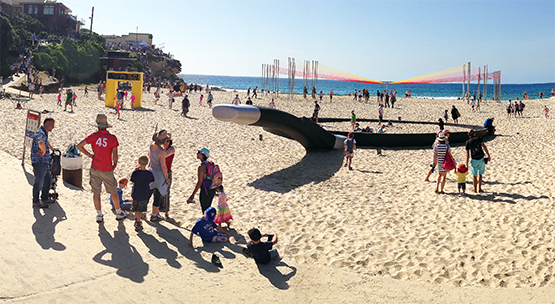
{"left": 32, "top": 203, "right": 67, "bottom": 251}
{"left": 155, "top": 224, "right": 222, "bottom": 273}
{"left": 248, "top": 150, "right": 344, "bottom": 193}
{"left": 256, "top": 259, "right": 297, "bottom": 290}
{"left": 93, "top": 222, "right": 149, "bottom": 283}
{"left": 137, "top": 231, "right": 182, "bottom": 269}
{"left": 22, "top": 165, "right": 35, "bottom": 186}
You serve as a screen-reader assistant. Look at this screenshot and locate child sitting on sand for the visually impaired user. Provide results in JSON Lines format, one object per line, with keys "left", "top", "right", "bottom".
{"left": 130, "top": 156, "right": 155, "bottom": 231}
{"left": 110, "top": 178, "right": 132, "bottom": 211}
{"left": 247, "top": 228, "right": 279, "bottom": 264}
{"left": 214, "top": 185, "right": 233, "bottom": 228}
{"left": 188, "top": 207, "right": 230, "bottom": 247}
{"left": 344, "top": 132, "right": 357, "bottom": 170}
{"left": 455, "top": 164, "right": 469, "bottom": 194}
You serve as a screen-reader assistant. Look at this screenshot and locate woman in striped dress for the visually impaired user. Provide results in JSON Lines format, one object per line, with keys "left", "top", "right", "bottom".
{"left": 433, "top": 132, "right": 452, "bottom": 194}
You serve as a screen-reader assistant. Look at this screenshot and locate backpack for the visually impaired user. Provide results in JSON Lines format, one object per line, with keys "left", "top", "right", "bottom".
{"left": 205, "top": 162, "right": 223, "bottom": 189}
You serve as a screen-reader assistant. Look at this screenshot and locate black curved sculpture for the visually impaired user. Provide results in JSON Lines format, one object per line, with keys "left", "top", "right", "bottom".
{"left": 212, "top": 105, "right": 488, "bottom": 151}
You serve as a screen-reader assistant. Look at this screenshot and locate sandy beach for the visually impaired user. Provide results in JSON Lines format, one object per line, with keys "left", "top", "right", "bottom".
{"left": 2, "top": 86, "right": 555, "bottom": 303}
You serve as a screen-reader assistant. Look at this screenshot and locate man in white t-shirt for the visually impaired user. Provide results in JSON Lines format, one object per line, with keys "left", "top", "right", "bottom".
{"left": 232, "top": 94, "right": 241, "bottom": 105}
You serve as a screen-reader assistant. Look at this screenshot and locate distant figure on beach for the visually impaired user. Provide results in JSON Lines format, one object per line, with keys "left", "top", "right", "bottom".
{"left": 329, "top": 90, "right": 333, "bottom": 102}
{"left": 64, "top": 89, "right": 73, "bottom": 112}
{"left": 483, "top": 117, "right": 495, "bottom": 135}
{"left": 182, "top": 95, "right": 190, "bottom": 116}
{"left": 544, "top": 106, "right": 549, "bottom": 118}
{"left": 247, "top": 228, "right": 280, "bottom": 264}
{"left": 433, "top": 132, "right": 452, "bottom": 194}
{"left": 168, "top": 90, "right": 174, "bottom": 109}
{"left": 378, "top": 104, "right": 384, "bottom": 125}
{"left": 246, "top": 97, "right": 253, "bottom": 105}
{"left": 344, "top": 132, "right": 357, "bottom": 170}
{"left": 77, "top": 114, "right": 127, "bottom": 222}
{"left": 304, "top": 87, "right": 308, "bottom": 99}
{"left": 438, "top": 118, "right": 444, "bottom": 130}
{"left": 154, "top": 88, "right": 160, "bottom": 104}
{"left": 199, "top": 94, "right": 204, "bottom": 106}
{"left": 539, "top": 91, "right": 543, "bottom": 99}
{"left": 31, "top": 118, "right": 57, "bottom": 209}
{"left": 207, "top": 91, "right": 213, "bottom": 108}
{"left": 312, "top": 100, "right": 320, "bottom": 124}
{"left": 319, "top": 91, "right": 323, "bottom": 101}
{"left": 57, "top": 90, "right": 62, "bottom": 106}
{"left": 451, "top": 105, "right": 460, "bottom": 123}
{"left": 311, "top": 87, "right": 316, "bottom": 99}
{"left": 351, "top": 110, "right": 356, "bottom": 130}
{"left": 188, "top": 207, "right": 230, "bottom": 248}
{"left": 247, "top": 87, "right": 251, "bottom": 97}
{"left": 96, "top": 81, "right": 102, "bottom": 100}
{"left": 232, "top": 94, "right": 241, "bottom": 105}
{"left": 465, "top": 129, "right": 491, "bottom": 193}
{"left": 444, "top": 109, "right": 449, "bottom": 122}
{"left": 253, "top": 86, "right": 258, "bottom": 98}
{"left": 390, "top": 92, "right": 396, "bottom": 108}
{"left": 187, "top": 147, "right": 216, "bottom": 213}
{"left": 269, "top": 98, "right": 276, "bottom": 108}
{"left": 130, "top": 93, "right": 136, "bottom": 109}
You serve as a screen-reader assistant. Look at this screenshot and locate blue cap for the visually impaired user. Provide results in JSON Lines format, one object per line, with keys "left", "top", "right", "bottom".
{"left": 205, "top": 207, "right": 216, "bottom": 222}
{"left": 198, "top": 147, "right": 210, "bottom": 158}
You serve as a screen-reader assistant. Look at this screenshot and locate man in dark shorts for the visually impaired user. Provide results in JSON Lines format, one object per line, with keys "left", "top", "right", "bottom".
{"left": 312, "top": 100, "right": 320, "bottom": 123}
{"left": 465, "top": 129, "right": 491, "bottom": 193}
{"left": 77, "top": 114, "right": 127, "bottom": 222}
{"left": 64, "top": 89, "right": 73, "bottom": 112}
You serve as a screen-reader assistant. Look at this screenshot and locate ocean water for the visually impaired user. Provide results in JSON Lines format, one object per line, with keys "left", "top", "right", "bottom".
{"left": 178, "top": 74, "right": 554, "bottom": 101}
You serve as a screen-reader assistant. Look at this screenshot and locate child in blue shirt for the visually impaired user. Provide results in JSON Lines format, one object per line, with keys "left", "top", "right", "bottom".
{"left": 188, "top": 206, "right": 230, "bottom": 247}
{"left": 110, "top": 178, "right": 132, "bottom": 211}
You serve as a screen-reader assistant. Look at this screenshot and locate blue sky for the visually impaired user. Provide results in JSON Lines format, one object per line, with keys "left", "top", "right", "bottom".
{"left": 65, "top": 0, "right": 555, "bottom": 84}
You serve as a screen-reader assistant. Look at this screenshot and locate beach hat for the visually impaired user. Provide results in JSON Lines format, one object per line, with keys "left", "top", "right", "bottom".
{"left": 89, "top": 114, "right": 112, "bottom": 128}
{"left": 348, "top": 132, "right": 354, "bottom": 137}
{"left": 248, "top": 228, "right": 262, "bottom": 241}
{"left": 438, "top": 132, "right": 446, "bottom": 141}
{"left": 152, "top": 130, "right": 171, "bottom": 144}
{"left": 205, "top": 207, "right": 216, "bottom": 223}
{"left": 198, "top": 147, "right": 210, "bottom": 158}
{"left": 458, "top": 164, "right": 468, "bottom": 173}
{"left": 443, "top": 129, "right": 450, "bottom": 135}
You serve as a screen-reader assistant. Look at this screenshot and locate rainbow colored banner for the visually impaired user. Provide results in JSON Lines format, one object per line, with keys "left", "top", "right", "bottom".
{"left": 275, "top": 63, "right": 499, "bottom": 85}
{"left": 277, "top": 65, "right": 385, "bottom": 84}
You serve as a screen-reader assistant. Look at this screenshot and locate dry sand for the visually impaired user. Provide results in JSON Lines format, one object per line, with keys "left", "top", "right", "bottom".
{"left": 2, "top": 86, "right": 555, "bottom": 303}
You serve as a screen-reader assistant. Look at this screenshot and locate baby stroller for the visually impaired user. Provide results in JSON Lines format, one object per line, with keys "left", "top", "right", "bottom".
{"left": 48, "top": 150, "right": 62, "bottom": 203}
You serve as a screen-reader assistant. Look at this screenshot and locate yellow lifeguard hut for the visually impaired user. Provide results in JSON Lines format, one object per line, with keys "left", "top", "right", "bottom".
{"left": 105, "top": 71, "right": 143, "bottom": 108}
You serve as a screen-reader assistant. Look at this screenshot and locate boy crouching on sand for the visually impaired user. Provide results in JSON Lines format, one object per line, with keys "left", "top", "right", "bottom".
{"left": 247, "top": 228, "right": 280, "bottom": 264}
{"left": 130, "top": 156, "right": 155, "bottom": 231}
{"left": 188, "top": 207, "right": 230, "bottom": 247}
{"left": 110, "top": 178, "right": 132, "bottom": 211}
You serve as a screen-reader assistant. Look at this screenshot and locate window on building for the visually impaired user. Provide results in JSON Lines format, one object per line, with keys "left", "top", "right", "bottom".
{"left": 44, "top": 5, "right": 54, "bottom": 15}
{"left": 28, "top": 5, "right": 38, "bottom": 14}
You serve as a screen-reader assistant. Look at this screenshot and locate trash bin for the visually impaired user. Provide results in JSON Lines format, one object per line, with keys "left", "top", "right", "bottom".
{"left": 62, "top": 156, "right": 82, "bottom": 188}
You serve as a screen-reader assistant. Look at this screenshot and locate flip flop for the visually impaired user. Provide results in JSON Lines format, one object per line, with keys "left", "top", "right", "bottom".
{"left": 211, "top": 253, "right": 223, "bottom": 268}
